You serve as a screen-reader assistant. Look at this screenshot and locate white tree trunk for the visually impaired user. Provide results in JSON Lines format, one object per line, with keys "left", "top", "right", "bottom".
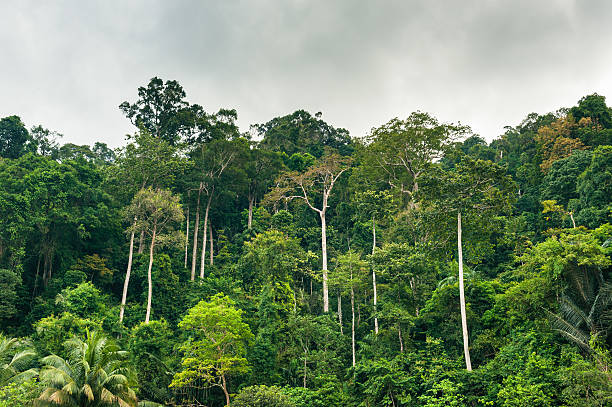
{"left": 338, "top": 293, "right": 343, "bottom": 334}
{"left": 321, "top": 211, "right": 329, "bottom": 312}
{"left": 209, "top": 222, "right": 214, "bottom": 266}
{"left": 184, "top": 206, "right": 189, "bottom": 268}
{"left": 190, "top": 187, "right": 201, "bottom": 281}
{"left": 199, "top": 195, "right": 212, "bottom": 279}
{"left": 247, "top": 196, "right": 254, "bottom": 230}
{"left": 145, "top": 225, "right": 157, "bottom": 324}
{"left": 458, "top": 211, "right": 472, "bottom": 371}
{"left": 119, "top": 226, "right": 135, "bottom": 323}
{"left": 372, "top": 216, "right": 378, "bottom": 334}
{"left": 351, "top": 283, "right": 356, "bottom": 367}
{"left": 137, "top": 230, "right": 145, "bottom": 254}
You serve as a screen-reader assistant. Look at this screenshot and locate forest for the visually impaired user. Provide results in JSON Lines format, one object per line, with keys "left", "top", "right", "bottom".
{"left": 0, "top": 77, "right": 610, "bottom": 406}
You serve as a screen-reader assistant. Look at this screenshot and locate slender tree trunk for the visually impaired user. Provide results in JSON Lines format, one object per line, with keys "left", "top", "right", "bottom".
{"left": 247, "top": 196, "right": 254, "bottom": 230}
{"left": 303, "top": 349, "right": 307, "bottom": 388}
{"left": 119, "top": 224, "right": 136, "bottom": 323}
{"left": 32, "top": 255, "right": 41, "bottom": 300}
{"left": 351, "top": 283, "right": 356, "bottom": 367}
{"left": 190, "top": 186, "right": 202, "bottom": 281}
{"left": 200, "top": 194, "right": 212, "bottom": 279}
{"left": 145, "top": 225, "right": 157, "bottom": 324}
{"left": 184, "top": 206, "right": 189, "bottom": 268}
{"left": 398, "top": 325, "right": 404, "bottom": 353}
{"left": 372, "top": 216, "right": 379, "bottom": 334}
{"left": 338, "top": 293, "right": 343, "bottom": 334}
{"left": 221, "top": 374, "right": 230, "bottom": 406}
{"left": 570, "top": 212, "right": 576, "bottom": 229}
{"left": 321, "top": 211, "right": 329, "bottom": 312}
{"left": 137, "top": 230, "right": 145, "bottom": 254}
{"left": 458, "top": 211, "right": 472, "bottom": 371}
{"left": 209, "top": 223, "right": 214, "bottom": 266}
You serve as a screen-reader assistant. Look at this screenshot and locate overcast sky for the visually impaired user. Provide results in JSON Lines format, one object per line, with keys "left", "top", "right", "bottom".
{"left": 1, "top": 0, "right": 611, "bottom": 148}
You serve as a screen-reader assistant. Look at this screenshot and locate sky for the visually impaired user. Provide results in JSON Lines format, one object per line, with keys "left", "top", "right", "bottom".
{"left": 1, "top": 0, "right": 612, "bottom": 148}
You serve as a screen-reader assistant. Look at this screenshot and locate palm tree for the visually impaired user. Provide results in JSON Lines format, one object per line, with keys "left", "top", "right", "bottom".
{"left": 548, "top": 269, "right": 612, "bottom": 372}
{"left": 0, "top": 335, "right": 37, "bottom": 386}
{"left": 35, "top": 330, "right": 137, "bottom": 407}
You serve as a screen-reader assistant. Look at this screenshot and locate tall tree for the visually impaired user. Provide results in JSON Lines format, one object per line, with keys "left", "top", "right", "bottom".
{"left": 119, "top": 77, "right": 201, "bottom": 145}
{"left": 126, "top": 188, "right": 183, "bottom": 323}
{"left": 244, "top": 147, "right": 284, "bottom": 231}
{"left": 437, "top": 157, "right": 515, "bottom": 370}
{"left": 190, "top": 138, "right": 247, "bottom": 280}
{"left": 0, "top": 116, "right": 29, "bottom": 159}
{"left": 362, "top": 112, "right": 469, "bottom": 208}
{"left": 353, "top": 190, "right": 394, "bottom": 334}
{"left": 332, "top": 251, "right": 368, "bottom": 367}
{"left": 114, "top": 132, "right": 186, "bottom": 323}
{"left": 255, "top": 110, "right": 353, "bottom": 158}
{"left": 265, "top": 153, "right": 351, "bottom": 312}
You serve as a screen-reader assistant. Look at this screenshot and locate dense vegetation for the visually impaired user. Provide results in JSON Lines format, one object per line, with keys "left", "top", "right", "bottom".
{"left": 0, "top": 78, "right": 611, "bottom": 406}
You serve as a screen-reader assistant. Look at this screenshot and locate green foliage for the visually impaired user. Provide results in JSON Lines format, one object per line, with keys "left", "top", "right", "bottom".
{"left": 55, "top": 282, "right": 107, "bottom": 319}
{"left": 33, "top": 313, "right": 101, "bottom": 357}
{"left": 129, "top": 320, "right": 175, "bottom": 403}
{"left": 0, "top": 270, "right": 20, "bottom": 324}
{"left": 233, "top": 385, "right": 296, "bottom": 407}
{"left": 0, "top": 335, "right": 37, "bottom": 387}
{"left": 171, "top": 294, "right": 254, "bottom": 404}
{"left": 2, "top": 86, "right": 612, "bottom": 407}
{"left": 0, "top": 378, "right": 43, "bottom": 407}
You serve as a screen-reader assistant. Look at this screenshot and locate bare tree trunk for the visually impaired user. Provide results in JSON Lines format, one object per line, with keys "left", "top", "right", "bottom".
{"left": 458, "top": 211, "right": 472, "bottom": 371}
{"left": 145, "top": 225, "right": 157, "bottom": 324}
{"left": 200, "top": 195, "right": 212, "bottom": 279}
{"left": 338, "top": 293, "right": 343, "bottom": 334}
{"left": 184, "top": 206, "right": 189, "bottom": 268}
{"left": 209, "top": 223, "right": 214, "bottom": 266}
{"left": 570, "top": 212, "right": 576, "bottom": 228}
{"left": 247, "top": 196, "right": 254, "bottom": 230}
{"left": 321, "top": 211, "right": 329, "bottom": 312}
{"left": 119, "top": 224, "right": 136, "bottom": 323}
{"left": 398, "top": 325, "right": 404, "bottom": 353}
{"left": 372, "top": 216, "right": 379, "bottom": 334}
{"left": 137, "top": 230, "right": 145, "bottom": 254}
{"left": 190, "top": 186, "right": 201, "bottom": 281}
{"left": 221, "top": 374, "right": 230, "bottom": 406}
{"left": 351, "top": 283, "right": 356, "bottom": 367}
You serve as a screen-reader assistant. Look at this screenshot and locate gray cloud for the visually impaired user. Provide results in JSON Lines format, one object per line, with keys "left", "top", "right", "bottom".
{"left": 1, "top": 0, "right": 611, "bottom": 148}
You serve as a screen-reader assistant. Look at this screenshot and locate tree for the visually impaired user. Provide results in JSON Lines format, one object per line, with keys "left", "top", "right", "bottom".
{"left": 353, "top": 190, "right": 394, "bottom": 334}
{"left": 244, "top": 148, "right": 284, "bottom": 231}
{"left": 534, "top": 115, "right": 587, "bottom": 172}
{"left": 265, "top": 153, "right": 351, "bottom": 312}
{"left": 119, "top": 77, "right": 200, "bottom": 145}
{"left": 332, "top": 251, "right": 368, "bottom": 367}
{"left": 36, "top": 330, "right": 137, "bottom": 407}
{"left": 28, "top": 125, "right": 62, "bottom": 157}
{"left": 190, "top": 138, "right": 247, "bottom": 280}
{"left": 437, "top": 157, "right": 516, "bottom": 370}
{"left": 171, "top": 294, "right": 254, "bottom": 407}
{"left": 575, "top": 146, "right": 612, "bottom": 228}
{"left": 0, "top": 116, "right": 29, "bottom": 159}
{"left": 126, "top": 188, "right": 183, "bottom": 323}
{"left": 255, "top": 110, "right": 353, "bottom": 158}
{"left": 0, "top": 335, "right": 37, "bottom": 387}
{"left": 362, "top": 112, "right": 469, "bottom": 208}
